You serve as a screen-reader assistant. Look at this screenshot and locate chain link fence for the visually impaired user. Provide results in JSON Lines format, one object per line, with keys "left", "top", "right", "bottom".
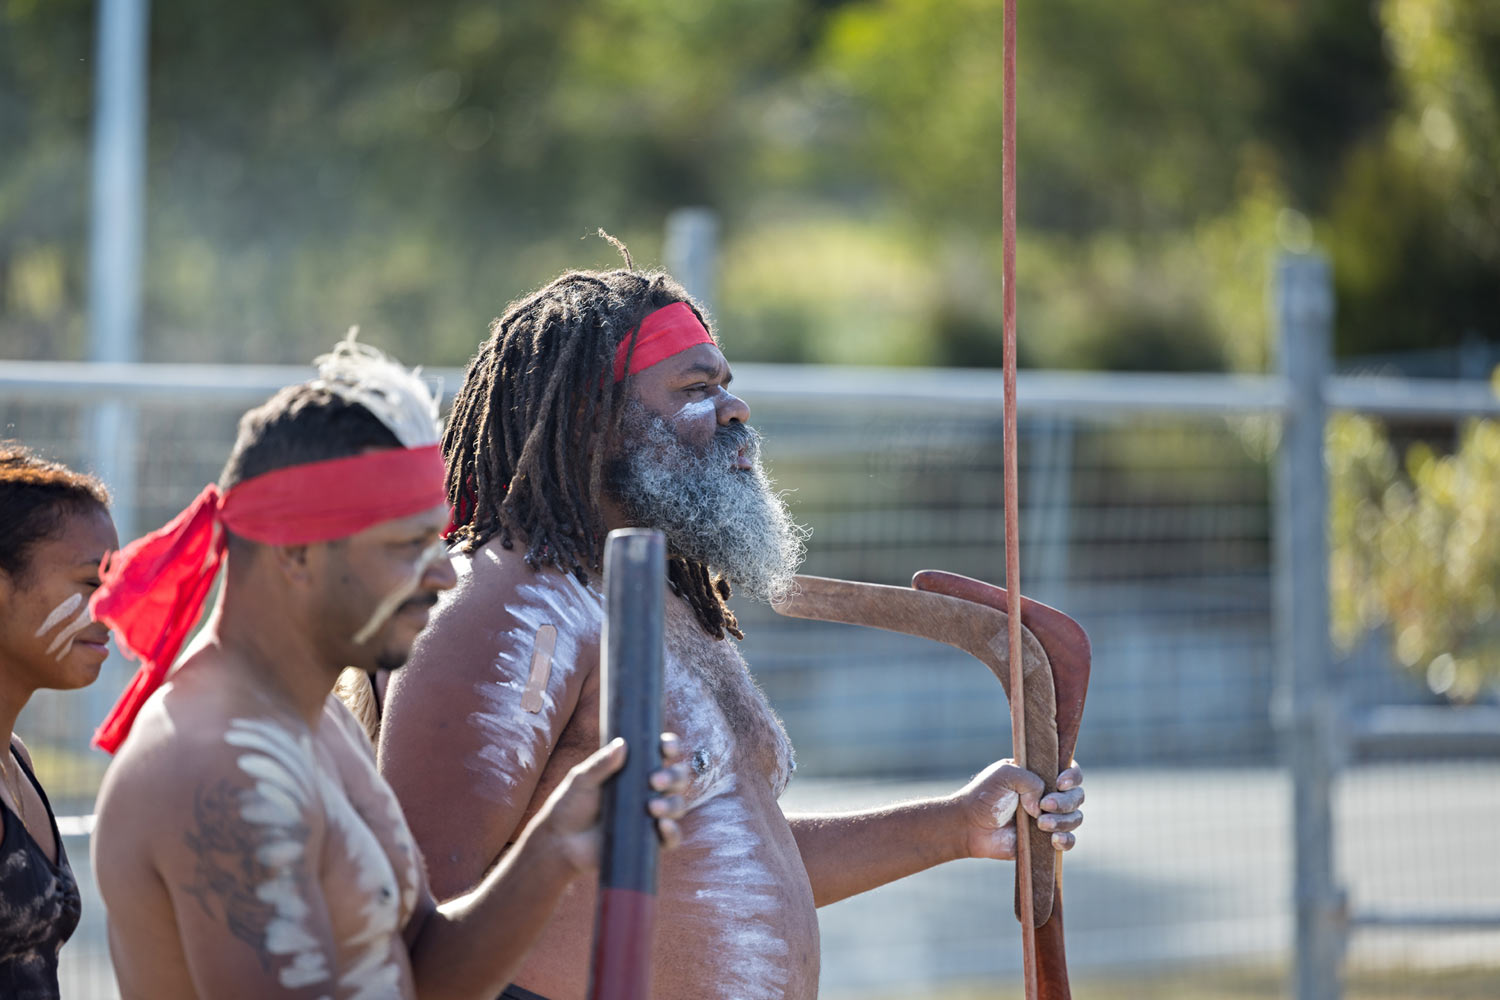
{"left": 3, "top": 309, "right": 1498, "bottom": 998}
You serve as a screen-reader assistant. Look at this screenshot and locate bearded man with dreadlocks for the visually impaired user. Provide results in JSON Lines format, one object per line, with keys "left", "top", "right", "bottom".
{"left": 377, "top": 260, "right": 1086, "bottom": 1000}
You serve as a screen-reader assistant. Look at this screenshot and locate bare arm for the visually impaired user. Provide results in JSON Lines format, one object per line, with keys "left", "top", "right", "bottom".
{"left": 378, "top": 557, "right": 599, "bottom": 899}
{"left": 405, "top": 737, "right": 689, "bottom": 999}
{"left": 788, "top": 761, "right": 1084, "bottom": 907}
{"left": 136, "top": 749, "right": 345, "bottom": 998}
{"left": 405, "top": 741, "right": 624, "bottom": 999}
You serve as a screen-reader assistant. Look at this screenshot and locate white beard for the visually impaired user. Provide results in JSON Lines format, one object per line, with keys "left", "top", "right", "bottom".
{"left": 608, "top": 401, "right": 809, "bottom": 605}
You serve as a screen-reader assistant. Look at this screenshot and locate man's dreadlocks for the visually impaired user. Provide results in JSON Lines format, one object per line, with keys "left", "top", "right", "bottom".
{"left": 443, "top": 266, "right": 743, "bottom": 640}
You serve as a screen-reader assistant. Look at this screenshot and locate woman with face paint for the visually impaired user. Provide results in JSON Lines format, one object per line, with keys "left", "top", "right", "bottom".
{"left": 0, "top": 443, "right": 117, "bottom": 999}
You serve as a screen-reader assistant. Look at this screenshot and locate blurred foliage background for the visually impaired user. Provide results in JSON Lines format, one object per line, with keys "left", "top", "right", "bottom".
{"left": 4, "top": 0, "right": 1500, "bottom": 697}
{"left": 2, "top": 0, "right": 1496, "bottom": 370}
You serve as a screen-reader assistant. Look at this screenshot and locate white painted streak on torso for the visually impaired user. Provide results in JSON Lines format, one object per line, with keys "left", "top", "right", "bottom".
{"left": 661, "top": 621, "right": 796, "bottom": 1000}
{"left": 318, "top": 702, "right": 416, "bottom": 998}
{"left": 224, "top": 719, "right": 333, "bottom": 992}
{"left": 465, "top": 565, "right": 602, "bottom": 803}
{"left": 228, "top": 713, "right": 411, "bottom": 999}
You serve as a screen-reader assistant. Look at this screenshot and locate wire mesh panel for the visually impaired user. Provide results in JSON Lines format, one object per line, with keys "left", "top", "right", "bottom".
{"left": 2, "top": 370, "right": 1497, "bottom": 999}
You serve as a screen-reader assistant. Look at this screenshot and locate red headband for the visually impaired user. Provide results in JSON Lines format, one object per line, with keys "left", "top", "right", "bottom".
{"left": 91, "top": 444, "right": 446, "bottom": 753}
{"left": 446, "top": 304, "right": 713, "bottom": 539}
{"left": 612, "top": 302, "right": 715, "bottom": 382}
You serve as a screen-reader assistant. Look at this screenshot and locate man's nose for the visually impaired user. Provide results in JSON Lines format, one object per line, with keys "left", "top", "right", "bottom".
{"left": 425, "top": 552, "right": 459, "bottom": 592}
{"left": 717, "top": 389, "right": 750, "bottom": 426}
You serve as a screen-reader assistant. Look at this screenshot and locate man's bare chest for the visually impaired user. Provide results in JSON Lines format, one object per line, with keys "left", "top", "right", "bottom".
{"left": 315, "top": 719, "right": 423, "bottom": 935}
{"left": 660, "top": 604, "right": 794, "bottom": 802}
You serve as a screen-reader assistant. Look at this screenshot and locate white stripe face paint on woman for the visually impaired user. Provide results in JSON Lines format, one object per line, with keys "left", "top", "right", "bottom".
{"left": 35, "top": 592, "right": 93, "bottom": 660}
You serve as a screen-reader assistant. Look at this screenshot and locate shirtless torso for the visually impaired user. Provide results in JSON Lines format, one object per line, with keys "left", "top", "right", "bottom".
{"left": 94, "top": 655, "right": 432, "bottom": 1000}
{"left": 380, "top": 543, "right": 820, "bottom": 1000}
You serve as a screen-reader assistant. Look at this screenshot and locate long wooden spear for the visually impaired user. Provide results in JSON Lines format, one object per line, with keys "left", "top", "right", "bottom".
{"left": 1000, "top": 1, "right": 1038, "bottom": 997}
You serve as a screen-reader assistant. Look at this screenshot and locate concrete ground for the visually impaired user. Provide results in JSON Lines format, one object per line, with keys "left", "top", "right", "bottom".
{"left": 57, "top": 763, "right": 1500, "bottom": 999}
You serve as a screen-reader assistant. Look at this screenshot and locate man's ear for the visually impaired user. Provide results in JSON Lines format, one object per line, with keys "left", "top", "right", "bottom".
{"left": 0, "top": 567, "right": 14, "bottom": 618}
{"left": 270, "top": 543, "right": 315, "bottom": 586}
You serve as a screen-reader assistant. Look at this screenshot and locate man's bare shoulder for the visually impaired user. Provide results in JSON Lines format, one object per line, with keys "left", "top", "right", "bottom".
{"left": 444, "top": 540, "right": 603, "bottom": 621}
{"left": 400, "top": 541, "right": 604, "bottom": 685}
{"left": 97, "top": 654, "right": 315, "bottom": 841}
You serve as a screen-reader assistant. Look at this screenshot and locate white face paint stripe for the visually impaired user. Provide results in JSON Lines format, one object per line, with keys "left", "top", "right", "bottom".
{"left": 34, "top": 593, "right": 83, "bottom": 637}
{"left": 45, "top": 605, "right": 93, "bottom": 659}
{"left": 351, "top": 538, "right": 449, "bottom": 645}
{"left": 672, "top": 399, "right": 717, "bottom": 423}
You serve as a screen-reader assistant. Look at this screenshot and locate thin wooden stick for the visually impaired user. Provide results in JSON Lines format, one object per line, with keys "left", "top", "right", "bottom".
{"left": 1002, "top": 1, "right": 1039, "bottom": 997}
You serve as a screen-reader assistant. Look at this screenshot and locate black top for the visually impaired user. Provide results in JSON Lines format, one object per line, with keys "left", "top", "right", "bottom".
{"left": 0, "top": 741, "right": 81, "bottom": 1000}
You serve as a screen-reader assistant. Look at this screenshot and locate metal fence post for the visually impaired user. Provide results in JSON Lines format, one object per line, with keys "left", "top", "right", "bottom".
{"left": 87, "top": 0, "right": 151, "bottom": 734}
{"left": 87, "top": 0, "right": 150, "bottom": 542}
{"left": 663, "top": 208, "right": 719, "bottom": 317}
{"left": 1273, "top": 252, "right": 1346, "bottom": 1000}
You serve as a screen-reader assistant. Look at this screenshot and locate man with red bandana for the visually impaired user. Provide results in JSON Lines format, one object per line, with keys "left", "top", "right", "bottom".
{"left": 378, "top": 264, "right": 1087, "bottom": 1000}
{"left": 89, "top": 336, "right": 690, "bottom": 1000}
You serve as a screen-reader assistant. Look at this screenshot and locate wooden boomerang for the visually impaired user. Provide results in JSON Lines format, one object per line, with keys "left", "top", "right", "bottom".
{"left": 773, "top": 571, "right": 1090, "bottom": 1000}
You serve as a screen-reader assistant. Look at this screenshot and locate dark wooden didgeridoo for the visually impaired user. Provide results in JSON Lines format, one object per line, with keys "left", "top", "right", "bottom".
{"left": 587, "top": 529, "right": 666, "bottom": 1000}
{"left": 912, "top": 570, "right": 1091, "bottom": 1000}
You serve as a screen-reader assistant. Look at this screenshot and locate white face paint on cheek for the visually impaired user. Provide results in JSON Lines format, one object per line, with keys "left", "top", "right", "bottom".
{"left": 672, "top": 399, "right": 717, "bottom": 424}
{"left": 34, "top": 593, "right": 83, "bottom": 638}
{"left": 351, "top": 539, "right": 448, "bottom": 646}
{"left": 46, "top": 605, "right": 93, "bottom": 660}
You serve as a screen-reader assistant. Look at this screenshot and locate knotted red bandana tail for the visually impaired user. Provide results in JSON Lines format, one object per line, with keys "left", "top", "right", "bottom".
{"left": 91, "top": 444, "right": 445, "bottom": 753}
{"left": 612, "top": 301, "right": 715, "bottom": 382}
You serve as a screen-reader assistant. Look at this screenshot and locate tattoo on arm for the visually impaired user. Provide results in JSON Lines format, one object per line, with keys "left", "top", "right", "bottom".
{"left": 181, "top": 779, "right": 315, "bottom": 972}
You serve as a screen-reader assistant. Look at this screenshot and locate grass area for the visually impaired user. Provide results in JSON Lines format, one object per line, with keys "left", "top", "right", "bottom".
{"left": 826, "top": 966, "right": 1500, "bottom": 1000}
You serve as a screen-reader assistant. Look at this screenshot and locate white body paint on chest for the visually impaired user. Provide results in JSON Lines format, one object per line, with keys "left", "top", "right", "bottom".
{"left": 36, "top": 593, "right": 91, "bottom": 659}
{"left": 466, "top": 570, "right": 602, "bottom": 801}
{"left": 225, "top": 719, "right": 333, "bottom": 992}
{"left": 322, "top": 701, "right": 421, "bottom": 925}
{"left": 227, "top": 717, "right": 406, "bottom": 997}
{"left": 662, "top": 644, "right": 791, "bottom": 1000}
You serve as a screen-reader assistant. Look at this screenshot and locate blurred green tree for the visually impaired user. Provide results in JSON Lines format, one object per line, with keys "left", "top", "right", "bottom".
{"left": 1330, "top": 406, "right": 1500, "bottom": 701}
{"left": 0, "top": 0, "right": 1496, "bottom": 372}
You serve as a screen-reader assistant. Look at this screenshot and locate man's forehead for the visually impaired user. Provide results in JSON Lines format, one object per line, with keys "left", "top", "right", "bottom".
{"left": 658, "top": 343, "right": 732, "bottom": 381}
{"left": 361, "top": 502, "right": 450, "bottom": 539}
